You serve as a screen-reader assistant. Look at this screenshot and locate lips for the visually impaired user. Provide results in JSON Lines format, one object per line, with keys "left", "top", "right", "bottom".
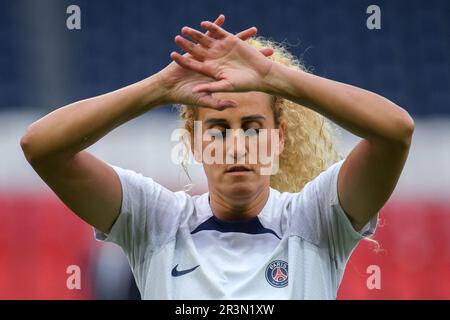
{"left": 225, "top": 165, "right": 252, "bottom": 173}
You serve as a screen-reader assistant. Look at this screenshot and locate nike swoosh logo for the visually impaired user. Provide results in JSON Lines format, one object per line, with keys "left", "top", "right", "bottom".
{"left": 171, "top": 264, "right": 200, "bottom": 277}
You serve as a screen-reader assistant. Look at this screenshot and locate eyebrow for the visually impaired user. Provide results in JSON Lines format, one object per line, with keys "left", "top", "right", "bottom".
{"left": 242, "top": 115, "right": 266, "bottom": 122}
{"left": 203, "top": 115, "right": 266, "bottom": 126}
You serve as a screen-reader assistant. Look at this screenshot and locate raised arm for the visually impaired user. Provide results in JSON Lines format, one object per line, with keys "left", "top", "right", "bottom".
{"left": 20, "top": 73, "right": 168, "bottom": 234}
{"left": 20, "top": 15, "right": 266, "bottom": 234}
{"left": 263, "top": 61, "right": 414, "bottom": 231}
{"left": 170, "top": 18, "right": 414, "bottom": 231}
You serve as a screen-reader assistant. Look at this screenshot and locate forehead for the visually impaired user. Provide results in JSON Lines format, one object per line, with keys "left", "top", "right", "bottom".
{"left": 197, "top": 91, "right": 274, "bottom": 122}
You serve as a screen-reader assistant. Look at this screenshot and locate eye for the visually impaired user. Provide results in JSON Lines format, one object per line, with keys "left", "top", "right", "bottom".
{"left": 206, "top": 128, "right": 226, "bottom": 139}
{"left": 244, "top": 128, "right": 260, "bottom": 137}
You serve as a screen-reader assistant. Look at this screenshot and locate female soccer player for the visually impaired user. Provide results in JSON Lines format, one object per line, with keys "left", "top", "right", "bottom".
{"left": 20, "top": 15, "right": 414, "bottom": 299}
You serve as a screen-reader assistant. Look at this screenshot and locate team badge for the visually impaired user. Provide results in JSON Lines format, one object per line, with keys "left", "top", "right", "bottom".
{"left": 265, "top": 260, "right": 288, "bottom": 288}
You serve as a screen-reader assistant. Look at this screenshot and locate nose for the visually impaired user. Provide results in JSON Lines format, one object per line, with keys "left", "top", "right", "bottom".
{"left": 225, "top": 129, "right": 247, "bottom": 163}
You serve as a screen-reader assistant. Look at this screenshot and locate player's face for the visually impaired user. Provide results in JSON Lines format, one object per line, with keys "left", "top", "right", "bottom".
{"left": 192, "top": 91, "right": 285, "bottom": 197}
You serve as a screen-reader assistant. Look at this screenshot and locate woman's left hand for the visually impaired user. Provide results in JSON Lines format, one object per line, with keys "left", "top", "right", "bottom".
{"left": 170, "top": 18, "right": 275, "bottom": 94}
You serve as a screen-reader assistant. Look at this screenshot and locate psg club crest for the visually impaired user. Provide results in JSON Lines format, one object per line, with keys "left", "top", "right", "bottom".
{"left": 265, "top": 260, "right": 288, "bottom": 288}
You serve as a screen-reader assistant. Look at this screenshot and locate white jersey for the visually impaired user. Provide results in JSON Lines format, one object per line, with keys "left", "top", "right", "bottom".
{"left": 95, "top": 159, "right": 378, "bottom": 299}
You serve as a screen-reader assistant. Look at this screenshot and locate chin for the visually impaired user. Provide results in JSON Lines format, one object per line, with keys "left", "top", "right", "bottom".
{"left": 225, "top": 181, "right": 257, "bottom": 196}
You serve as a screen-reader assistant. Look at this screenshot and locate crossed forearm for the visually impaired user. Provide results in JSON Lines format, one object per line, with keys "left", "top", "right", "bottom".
{"left": 21, "top": 74, "right": 167, "bottom": 164}
{"left": 263, "top": 63, "right": 414, "bottom": 147}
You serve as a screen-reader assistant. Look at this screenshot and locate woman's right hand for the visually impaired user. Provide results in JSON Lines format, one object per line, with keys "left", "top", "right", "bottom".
{"left": 157, "top": 15, "right": 272, "bottom": 110}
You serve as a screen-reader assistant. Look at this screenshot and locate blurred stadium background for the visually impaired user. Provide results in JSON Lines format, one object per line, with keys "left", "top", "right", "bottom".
{"left": 0, "top": 0, "right": 449, "bottom": 299}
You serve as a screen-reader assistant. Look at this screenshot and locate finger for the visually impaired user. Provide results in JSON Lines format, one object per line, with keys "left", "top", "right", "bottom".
{"left": 170, "top": 51, "right": 211, "bottom": 76}
{"left": 236, "top": 27, "right": 257, "bottom": 40}
{"left": 216, "top": 99, "right": 238, "bottom": 110}
{"left": 260, "top": 48, "right": 274, "bottom": 57}
{"left": 178, "top": 15, "right": 222, "bottom": 58}
{"left": 198, "top": 94, "right": 237, "bottom": 110}
{"left": 174, "top": 35, "right": 207, "bottom": 60}
{"left": 182, "top": 27, "right": 213, "bottom": 48}
{"left": 200, "top": 20, "right": 229, "bottom": 39}
{"left": 192, "top": 79, "right": 234, "bottom": 93}
{"left": 206, "top": 14, "right": 225, "bottom": 39}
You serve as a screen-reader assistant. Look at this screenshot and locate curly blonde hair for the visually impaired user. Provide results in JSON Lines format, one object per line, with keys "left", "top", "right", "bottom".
{"left": 177, "top": 37, "right": 343, "bottom": 193}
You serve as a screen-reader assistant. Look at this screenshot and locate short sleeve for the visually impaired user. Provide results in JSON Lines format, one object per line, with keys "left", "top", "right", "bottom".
{"left": 93, "top": 164, "right": 189, "bottom": 269}
{"left": 322, "top": 160, "right": 378, "bottom": 263}
{"left": 290, "top": 159, "right": 378, "bottom": 268}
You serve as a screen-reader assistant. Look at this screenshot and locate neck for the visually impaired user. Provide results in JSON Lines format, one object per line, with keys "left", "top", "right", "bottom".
{"left": 208, "top": 185, "right": 270, "bottom": 221}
